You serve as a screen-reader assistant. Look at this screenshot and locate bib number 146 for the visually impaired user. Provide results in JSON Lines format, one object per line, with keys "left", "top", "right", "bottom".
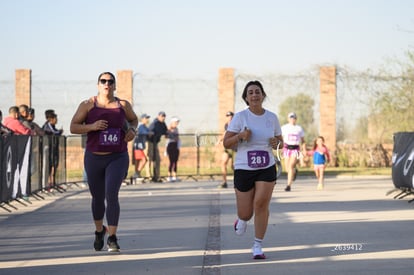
{"left": 99, "top": 128, "right": 121, "bottom": 146}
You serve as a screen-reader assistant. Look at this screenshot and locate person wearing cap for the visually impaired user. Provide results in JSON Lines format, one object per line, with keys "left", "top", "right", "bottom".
{"left": 133, "top": 113, "right": 151, "bottom": 179}
{"left": 218, "top": 111, "right": 235, "bottom": 188}
{"left": 147, "top": 111, "right": 168, "bottom": 182}
{"left": 223, "top": 80, "right": 283, "bottom": 260}
{"left": 166, "top": 116, "right": 181, "bottom": 182}
{"left": 281, "top": 112, "right": 305, "bottom": 191}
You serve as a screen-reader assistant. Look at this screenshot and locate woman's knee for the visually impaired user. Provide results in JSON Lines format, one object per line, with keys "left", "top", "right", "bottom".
{"left": 238, "top": 211, "right": 254, "bottom": 221}
{"left": 254, "top": 193, "right": 272, "bottom": 211}
{"left": 106, "top": 193, "right": 120, "bottom": 205}
{"left": 254, "top": 200, "right": 269, "bottom": 212}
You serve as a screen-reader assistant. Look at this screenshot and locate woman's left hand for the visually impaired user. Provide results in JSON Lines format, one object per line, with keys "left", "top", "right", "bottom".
{"left": 269, "top": 137, "right": 283, "bottom": 149}
{"left": 124, "top": 128, "right": 136, "bottom": 142}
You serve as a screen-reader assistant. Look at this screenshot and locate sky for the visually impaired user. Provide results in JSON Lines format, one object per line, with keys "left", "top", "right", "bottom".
{"left": 1, "top": 0, "right": 414, "bottom": 81}
{"left": 1, "top": 0, "right": 414, "bottom": 134}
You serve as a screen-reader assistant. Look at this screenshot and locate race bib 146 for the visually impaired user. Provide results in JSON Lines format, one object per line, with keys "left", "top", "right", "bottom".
{"left": 99, "top": 128, "right": 121, "bottom": 146}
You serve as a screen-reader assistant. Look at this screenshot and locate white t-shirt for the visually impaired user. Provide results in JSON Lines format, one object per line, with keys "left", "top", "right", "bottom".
{"left": 281, "top": 123, "right": 305, "bottom": 146}
{"left": 227, "top": 108, "right": 282, "bottom": 170}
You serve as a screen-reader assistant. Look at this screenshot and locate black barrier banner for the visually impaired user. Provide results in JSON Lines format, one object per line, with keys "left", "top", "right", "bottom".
{"left": 392, "top": 132, "right": 414, "bottom": 189}
{"left": 0, "top": 135, "right": 32, "bottom": 202}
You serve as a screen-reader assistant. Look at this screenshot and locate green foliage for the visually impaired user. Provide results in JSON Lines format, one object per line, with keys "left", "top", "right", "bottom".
{"left": 336, "top": 149, "right": 349, "bottom": 167}
{"left": 368, "top": 50, "right": 414, "bottom": 143}
{"left": 353, "top": 116, "right": 369, "bottom": 142}
{"left": 278, "top": 93, "right": 317, "bottom": 142}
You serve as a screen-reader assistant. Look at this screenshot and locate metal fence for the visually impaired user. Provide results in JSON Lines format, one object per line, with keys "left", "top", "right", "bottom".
{"left": 0, "top": 135, "right": 66, "bottom": 210}
{"left": 65, "top": 133, "right": 225, "bottom": 183}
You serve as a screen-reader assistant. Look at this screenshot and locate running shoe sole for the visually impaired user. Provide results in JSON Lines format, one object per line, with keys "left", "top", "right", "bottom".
{"left": 107, "top": 235, "right": 121, "bottom": 252}
{"left": 253, "top": 254, "right": 266, "bottom": 260}
{"left": 108, "top": 247, "right": 120, "bottom": 252}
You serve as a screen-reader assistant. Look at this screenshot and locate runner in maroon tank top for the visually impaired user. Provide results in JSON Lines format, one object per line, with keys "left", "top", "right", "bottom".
{"left": 70, "top": 72, "right": 138, "bottom": 252}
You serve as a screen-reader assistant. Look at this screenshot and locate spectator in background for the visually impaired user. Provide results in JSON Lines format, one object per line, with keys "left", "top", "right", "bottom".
{"left": 43, "top": 112, "right": 63, "bottom": 135}
{"left": 3, "top": 106, "right": 31, "bottom": 135}
{"left": 0, "top": 110, "right": 13, "bottom": 136}
{"left": 44, "top": 109, "right": 55, "bottom": 128}
{"left": 218, "top": 111, "right": 235, "bottom": 188}
{"left": 18, "top": 104, "right": 29, "bottom": 123}
{"left": 42, "top": 111, "right": 63, "bottom": 190}
{"left": 166, "top": 116, "right": 181, "bottom": 182}
{"left": 147, "top": 111, "right": 168, "bottom": 183}
{"left": 133, "top": 114, "right": 151, "bottom": 178}
{"left": 19, "top": 104, "right": 36, "bottom": 135}
{"left": 27, "top": 108, "right": 45, "bottom": 136}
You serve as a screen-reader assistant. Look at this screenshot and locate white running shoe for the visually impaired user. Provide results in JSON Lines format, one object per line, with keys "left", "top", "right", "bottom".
{"left": 234, "top": 219, "right": 247, "bottom": 236}
{"left": 252, "top": 244, "right": 266, "bottom": 259}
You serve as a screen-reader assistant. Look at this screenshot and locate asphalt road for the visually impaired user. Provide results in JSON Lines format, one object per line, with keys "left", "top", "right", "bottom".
{"left": 0, "top": 175, "right": 413, "bottom": 275}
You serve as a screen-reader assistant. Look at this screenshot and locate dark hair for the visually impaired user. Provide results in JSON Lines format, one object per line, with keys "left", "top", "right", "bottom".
{"left": 45, "top": 109, "right": 55, "bottom": 119}
{"left": 19, "top": 104, "right": 29, "bottom": 111}
{"left": 46, "top": 112, "right": 57, "bottom": 119}
{"left": 28, "top": 108, "right": 35, "bottom": 115}
{"left": 97, "top": 72, "right": 116, "bottom": 84}
{"left": 9, "top": 106, "right": 19, "bottom": 114}
{"left": 313, "top": 136, "right": 325, "bottom": 150}
{"left": 241, "top": 80, "right": 267, "bottom": 105}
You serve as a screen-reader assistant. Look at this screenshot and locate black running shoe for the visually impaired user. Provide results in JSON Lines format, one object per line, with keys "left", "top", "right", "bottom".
{"left": 94, "top": 225, "right": 107, "bottom": 251}
{"left": 107, "top": 235, "right": 120, "bottom": 252}
{"left": 285, "top": 185, "right": 291, "bottom": 192}
{"left": 219, "top": 182, "right": 228, "bottom": 188}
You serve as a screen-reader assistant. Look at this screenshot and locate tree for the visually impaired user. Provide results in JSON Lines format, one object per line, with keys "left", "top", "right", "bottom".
{"left": 368, "top": 51, "right": 414, "bottom": 143}
{"left": 278, "top": 93, "right": 317, "bottom": 142}
{"left": 353, "top": 116, "right": 368, "bottom": 142}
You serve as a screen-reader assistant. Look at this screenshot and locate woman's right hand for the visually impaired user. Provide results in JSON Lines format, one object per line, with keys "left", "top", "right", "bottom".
{"left": 239, "top": 127, "right": 251, "bottom": 142}
{"left": 93, "top": 120, "right": 108, "bottom": 131}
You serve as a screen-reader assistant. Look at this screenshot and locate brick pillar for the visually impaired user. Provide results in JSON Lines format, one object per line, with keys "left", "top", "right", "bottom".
{"left": 116, "top": 70, "right": 133, "bottom": 104}
{"left": 218, "top": 68, "right": 235, "bottom": 132}
{"left": 319, "top": 66, "right": 337, "bottom": 158}
{"left": 116, "top": 70, "right": 134, "bottom": 171}
{"left": 15, "top": 69, "right": 32, "bottom": 106}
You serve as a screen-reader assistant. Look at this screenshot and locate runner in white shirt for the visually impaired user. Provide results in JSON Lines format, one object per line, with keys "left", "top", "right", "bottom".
{"left": 223, "top": 80, "right": 283, "bottom": 260}
{"left": 281, "top": 112, "right": 305, "bottom": 191}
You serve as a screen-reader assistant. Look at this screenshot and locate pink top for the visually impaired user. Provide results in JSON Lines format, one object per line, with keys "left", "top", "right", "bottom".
{"left": 3, "top": 117, "right": 31, "bottom": 135}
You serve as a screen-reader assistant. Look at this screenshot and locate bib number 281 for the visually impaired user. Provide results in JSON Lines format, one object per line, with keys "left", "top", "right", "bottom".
{"left": 247, "top": 150, "right": 269, "bottom": 168}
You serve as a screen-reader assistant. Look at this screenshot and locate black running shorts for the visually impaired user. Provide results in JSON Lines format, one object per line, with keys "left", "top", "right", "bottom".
{"left": 234, "top": 165, "right": 276, "bottom": 192}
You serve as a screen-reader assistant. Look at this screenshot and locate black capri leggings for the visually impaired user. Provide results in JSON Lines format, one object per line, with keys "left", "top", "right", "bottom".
{"left": 167, "top": 142, "right": 179, "bottom": 173}
{"left": 84, "top": 150, "right": 129, "bottom": 226}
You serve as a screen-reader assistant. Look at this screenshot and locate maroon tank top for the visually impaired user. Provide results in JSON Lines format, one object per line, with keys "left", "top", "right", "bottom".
{"left": 85, "top": 97, "right": 127, "bottom": 153}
